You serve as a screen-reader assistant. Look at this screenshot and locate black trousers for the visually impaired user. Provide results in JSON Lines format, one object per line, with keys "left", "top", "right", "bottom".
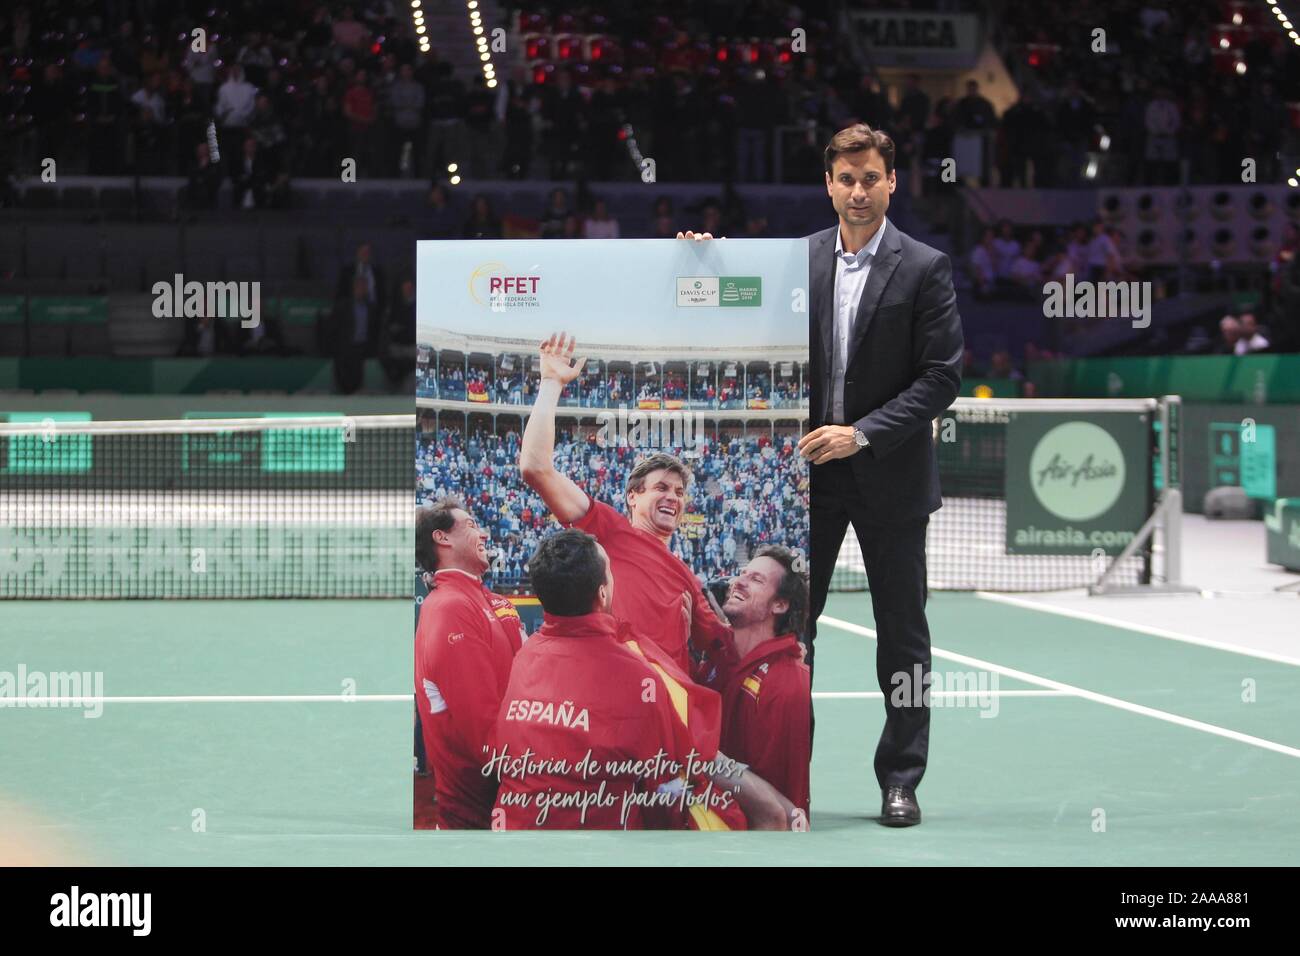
{"left": 808, "top": 457, "right": 932, "bottom": 792}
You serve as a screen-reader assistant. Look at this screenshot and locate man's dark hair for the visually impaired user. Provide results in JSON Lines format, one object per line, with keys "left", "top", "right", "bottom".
{"left": 824, "top": 123, "right": 896, "bottom": 176}
{"left": 529, "top": 529, "right": 606, "bottom": 617}
{"left": 752, "top": 544, "right": 809, "bottom": 639}
{"left": 415, "top": 497, "right": 464, "bottom": 574}
{"left": 625, "top": 452, "right": 691, "bottom": 498}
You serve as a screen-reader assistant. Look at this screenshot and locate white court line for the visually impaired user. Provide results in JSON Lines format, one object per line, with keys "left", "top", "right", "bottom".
{"left": 819, "top": 614, "right": 1300, "bottom": 761}
{"left": 0, "top": 695, "right": 412, "bottom": 705}
{"left": 813, "top": 690, "right": 1070, "bottom": 700}
{"left": 1, "top": 691, "right": 1070, "bottom": 705}
{"left": 974, "top": 590, "right": 1300, "bottom": 668}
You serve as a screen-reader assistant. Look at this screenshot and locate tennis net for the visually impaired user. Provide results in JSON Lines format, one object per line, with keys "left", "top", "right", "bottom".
{"left": 0, "top": 415, "right": 414, "bottom": 599}
{"left": 830, "top": 397, "right": 1174, "bottom": 593}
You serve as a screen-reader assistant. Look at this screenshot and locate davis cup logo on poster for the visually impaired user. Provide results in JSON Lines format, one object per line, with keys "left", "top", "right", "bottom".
{"left": 1005, "top": 413, "right": 1150, "bottom": 555}
{"left": 676, "top": 277, "right": 762, "bottom": 307}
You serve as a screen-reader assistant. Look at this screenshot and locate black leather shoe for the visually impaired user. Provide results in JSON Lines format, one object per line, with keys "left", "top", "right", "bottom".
{"left": 880, "top": 785, "right": 921, "bottom": 827}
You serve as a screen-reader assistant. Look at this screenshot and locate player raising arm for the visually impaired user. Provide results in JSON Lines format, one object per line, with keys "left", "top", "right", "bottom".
{"left": 519, "top": 332, "right": 731, "bottom": 673}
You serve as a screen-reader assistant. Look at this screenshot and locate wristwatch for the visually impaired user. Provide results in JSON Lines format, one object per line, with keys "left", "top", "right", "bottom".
{"left": 852, "top": 428, "right": 870, "bottom": 448}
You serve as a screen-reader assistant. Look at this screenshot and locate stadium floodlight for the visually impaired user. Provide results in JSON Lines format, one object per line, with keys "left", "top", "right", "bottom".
{"left": 487, "top": 79, "right": 497, "bottom": 88}
{"left": 1285, "top": 20, "right": 1295, "bottom": 29}
{"left": 1233, "top": 11, "right": 1243, "bottom": 24}
{"left": 416, "top": 25, "right": 425, "bottom": 34}
{"left": 1289, "top": 178, "right": 1298, "bottom": 188}
{"left": 480, "top": 51, "right": 490, "bottom": 61}
{"left": 447, "top": 163, "right": 459, "bottom": 173}
{"left": 468, "top": 0, "right": 478, "bottom": 8}
{"left": 450, "top": 174, "right": 462, "bottom": 185}
{"left": 1218, "top": 37, "right": 1229, "bottom": 48}
{"left": 474, "top": 26, "right": 483, "bottom": 35}
{"left": 1235, "top": 60, "right": 1247, "bottom": 74}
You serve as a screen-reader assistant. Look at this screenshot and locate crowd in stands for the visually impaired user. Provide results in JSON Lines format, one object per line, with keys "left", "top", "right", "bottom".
{"left": 2, "top": 0, "right": 1296, "bottom": 198}
{"left": 994, "top": 0, "right": 1300, "bottom": 186}
{"left": 416, "top": 422, "right": 809, "bottom": 590}
{"left": 967, "top": 217, "right": 1133, "bottom": 301}
{"left": 417, "top": 350, "right": 810, "bottom": 409}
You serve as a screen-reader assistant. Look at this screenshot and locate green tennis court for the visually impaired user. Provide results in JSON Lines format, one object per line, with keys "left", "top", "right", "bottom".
{"left": 4, "top": 591, "right": 1296, "bottom": 865}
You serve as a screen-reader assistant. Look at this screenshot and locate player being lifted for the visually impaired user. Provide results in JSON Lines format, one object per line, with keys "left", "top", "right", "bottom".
{"left": 519, "top": 332, "right": 731, "bottom": 674}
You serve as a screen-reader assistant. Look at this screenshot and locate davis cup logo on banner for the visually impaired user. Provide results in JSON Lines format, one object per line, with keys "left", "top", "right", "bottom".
{"left": 469, "top": 262, "right": 542, "bottom": 309}
{"left": 1028, "top": 422, "right": 1126, "bottom": 521}
{"left": 676, "top": 276, "right": 762, "bottom": 308}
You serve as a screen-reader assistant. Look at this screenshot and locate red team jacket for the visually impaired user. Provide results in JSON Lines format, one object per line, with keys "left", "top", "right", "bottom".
{"left": 711, "top": 634, "right": 811, "bottom": 818}
{"left": 571, "top": 495, "right": 731, "bottom": 674}
{"left": 415, "top": 569, "right": 524, "bottom": 829}
{"left": 491, "top": 611, "right": 697, "bottom": 830}
{"left": 616, "top": 622, "right": 749, "bottom": 830}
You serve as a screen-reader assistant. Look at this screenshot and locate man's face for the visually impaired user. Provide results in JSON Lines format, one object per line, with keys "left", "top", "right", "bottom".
{"left": 435, "top": 508, "right": 490, "bottom": 574}
{"left": 627, "top": 467, "right": 687, "bottom": 536}
{"left": 723, "top": 556, "right": 788, "bottom": 628}
{"left": 826, "top": 149, "right": 894, "bottom": 231}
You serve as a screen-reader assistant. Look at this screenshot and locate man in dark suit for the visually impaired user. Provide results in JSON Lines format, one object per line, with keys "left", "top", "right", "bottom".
{"left": 797, "top": 124, "right": 963, "bottom": 826}
{"left": 679, "top": 125, "right": 962, "bottom": 825}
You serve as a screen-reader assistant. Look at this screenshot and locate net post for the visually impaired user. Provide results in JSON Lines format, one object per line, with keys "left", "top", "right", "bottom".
{"left": 1159, "top": 394, "right": 1182, "bottom": 587}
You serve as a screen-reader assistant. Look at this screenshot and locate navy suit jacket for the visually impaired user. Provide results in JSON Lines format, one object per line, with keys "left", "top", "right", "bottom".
{"left": 806, "top": 219, "right": 964, "bottom": 522}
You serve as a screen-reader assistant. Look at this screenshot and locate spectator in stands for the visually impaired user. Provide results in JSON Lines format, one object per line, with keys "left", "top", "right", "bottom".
{"left": 421, "top": 183, "right": 459, "bottom": 239}
{"left": 389, "top": 62, "right": 426, "bottom": 177}
{"left": 650, "top": 196, "right": 676, "bottom": 238}
{"left": 988, "top": 350, "right": 1022, "bottom": 381}
{"left": 337, "top": 242, "right": 386, "bottom": 319}
{"left": 177, "top": 313, "right": 238, "bottom": 357}
{"left": 540, "top": 188, "right": 571, "bottom": 239}
{"left": 330, "top": 274, "right": 380, "bottom": 394}
{"left": 1143, "top": 85, "right": 1180, "bottom": 186}
{"left": 1054, "top": 78, "right": 1095, "bottom": 187}
{"left": 992, "top": 220, "right": 1021, "bottom": 281}
{"left": 1235, "top": 313, "right": 1271, "bottom": 355}
{"left": 969, "top": 227, "right": 998, "bottom": 299}
{"left": 182, "top": 27, "right": 218, "bottom": 111}
{"left": 1216, "top": 315, "right": 1242, "bottom": 355}
{"left": 300, "top": 74, "right": 344, "bottom": 177}
{"left": 332, "top": 6, "right": 369, "bottom": 53}
{"left": 215, "top": 64, "right": 257, "bottom": 175}
{"left": 342, "top": 70, "right": 379, "bottom": 175}
{"left": 1086, "top": 219, "right": 1123, "bottom": 281}
{"left": 501, "top": 67, "right": 537, "bottom": 180}
{"left": 87, "top": 55, "right": 125, "bottom": 175}
{"left": 236, "top": 30, "right": 274, "bottom": 88}
{"left": 184, "top": 141, "right": 223, "bottom": 210}
{"left": 130, "top": 71, "right": 168, "bottom": 174}
{"left": 170, "top": 73, "right": 209, "bottom": 175}
{"left": 582, "top": 198, "right": 620, "bottom": 239}
{"left": 249, "top": 94, "right": 288, "bottom": 168}
{"left": 463, "top": 193, "right": 502, "bottom": 239}
{"left": 230, "top": 136, "right": 288, "bottom": 209}
{"left": 953, "top": 79, "right": 997, "bottom": 186}
{"left": 1009, "top": 232, "right": 1047, "bottom": 291}
{"left": 382, "top": 277, "right": 417, "bottom": 385}
{"left": 542, "top": 69, "right": 584, "bottom": 179}
{"left": 998, "top": 87, "right": 1050, "bottom": 187}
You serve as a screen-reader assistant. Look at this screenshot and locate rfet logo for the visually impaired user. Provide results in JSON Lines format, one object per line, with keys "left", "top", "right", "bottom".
{"left": 446, "top": 632, "right": 465, "bottom": 645}
{"left": 469, "top": 262, "right": 542, "bottom": 309}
